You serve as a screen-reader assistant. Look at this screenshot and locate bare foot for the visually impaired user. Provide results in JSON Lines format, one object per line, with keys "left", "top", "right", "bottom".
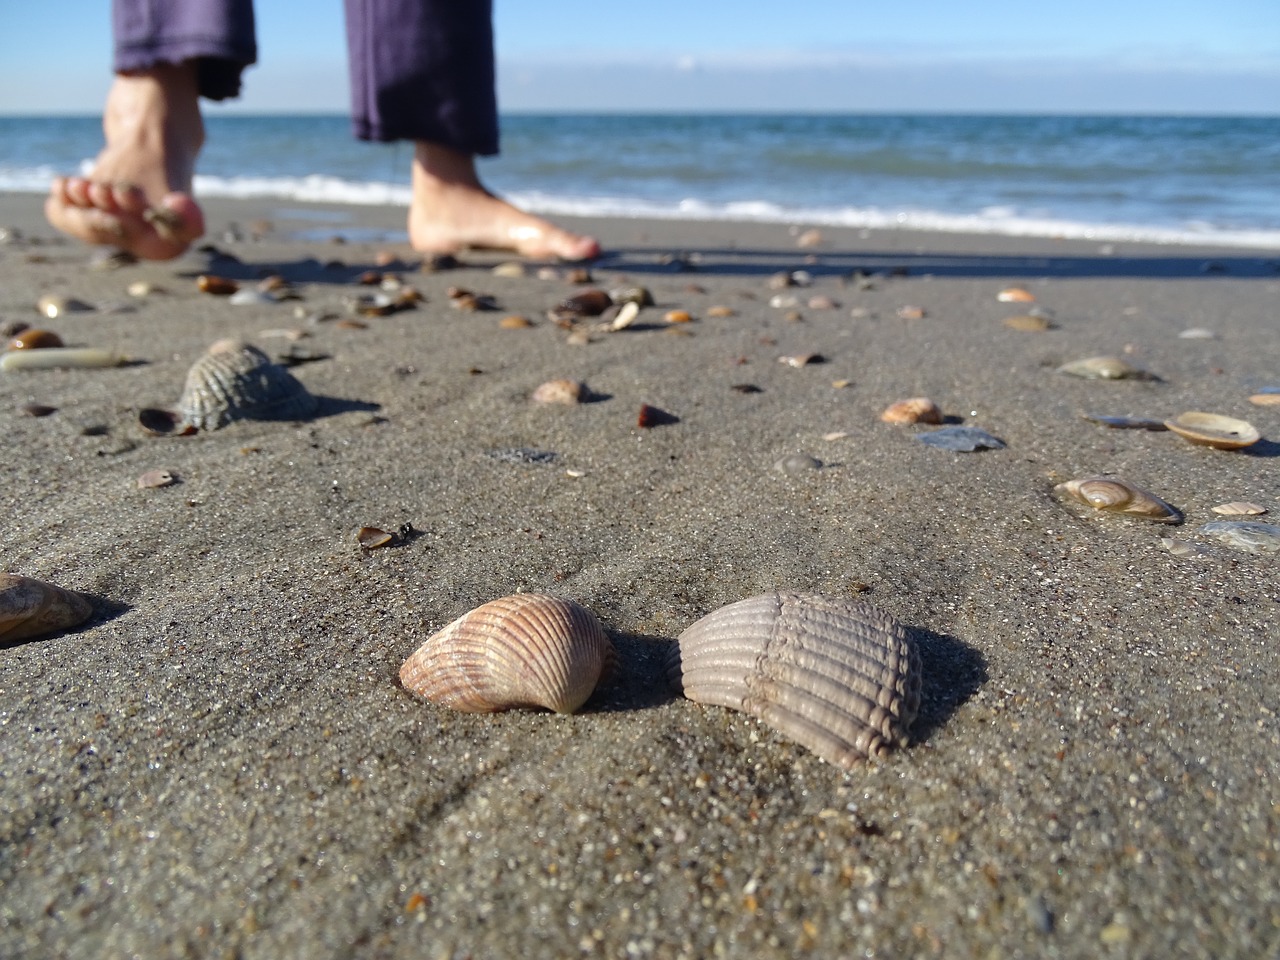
{"left": 408, "top": 143, "right": 600, "bottom": 261}
{"left": 45, "top": 64, "right": 206, "bottom": 261}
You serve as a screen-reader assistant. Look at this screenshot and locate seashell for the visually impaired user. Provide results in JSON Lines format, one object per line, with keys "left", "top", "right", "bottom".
{"left": 807, "top": 295, "right": 839, "bottom": 311}
{"left": 356, "top": 526, "right": 394, "bottom": 550}
{"left": 608, "top": 300, "right": 641, "bottom": 331}
{"left": 177, "top": 339, "right": 318, "bottom": 431}
{"left": 556, "top": 289, "right": 612, "bottom": 317}
{"left": 6, "top": 329, "right": 64, "bottom": 350}
{"left": 775, "top": 453, "right": 822, "bottom": 475}
{"left": 1159, "top": 537, "right": 1204, "bottom": 558}
{"left": 1054, "top": 476, "right": 1183, "bottom": 524}
{"left": 531, "top": 379, "right": 587, "bottom": 405}
{"left": 499, "top": 314, "right": 534, "bottom": 329}
{"left": 1164, "top": 411, "right": 1260, "bottom": 450}
{"left": 769, "top": 294, "right": 799, "bottom": 309}
{"left": 637, "top": 403, "right": 679, "bottom": 428}
{"left": 491, "top": 261, "right": 527, "bottom": 278}
{"left": 1057, "top": 356, "right": 1154, "bottom": 380}
{"left": 127, "top": 281, "right": 166, "bottom": 297}
{"left": 136, "top": 468, "right": 178, "bottom": 488}
{"left": 916, "top": 426, "right": 1005, "bottom": 452}
{"left": 880, "top": 397, "right": 943, "bottom": 425}
{"left": 0, "top": 573, "right": 94, "bottom": 643}
{"left": 610, "top": 286, "right": 655, "bottom": 307}
{"left": 399, "top": 594, "right": 615, "bottom": 714}
{"left": 663, "top": 309, "right": 693, "bottom": 324}
{"left": 796, "top": 229, "right": 823, "bottom": 248}
{"left": 1082, "top": 413, "right": 1169, "bottom": 431}
{"left": 1248, "top": 391, "right": 1280, "bottom": 406}
{"left": 1178, "top": 328, "right": 1216, "bottom": 339}
{"left": 779, "top": 352, "right": 824, "bottom": 367}
{"left": 707, "top": 305, "right": 736, "bottom": 318}
{"left": 196, "top": 275, "right": 239, "bottom": 296}
{"left": 1211, "top": 502, "right": 1266, "bottom": 516}
{"left": 896, "top": 305, "right": 926, "bottom": 320}
{"left": 997, "top": 287, "right": 1036, "bottom": 302}
{"left": 665, "top": 591, "right": 922, "bottom": 769}
{"left": 228, "top": 289, "right": 278, "bottom": 307}
{"left": 1003, "top": 314, "right": 1054, "bottom": 332}
{"left": 1198, "top": 520, "right": 1280, "bottom": 554}
{"left": 1, "top": 348, "right": 126, "bottom": 371}
{"left": 36, "top": 294, "right": 94, "bottom": 319}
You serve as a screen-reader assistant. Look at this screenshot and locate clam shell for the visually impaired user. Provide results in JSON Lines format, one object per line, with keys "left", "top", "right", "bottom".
{"left": 880, "top": 397, "right": 943, "bottom": 425}
{"left": 0, "top": 573, "right": 93, "bottom": 643}
{"left": 178, "top": 339, "right": 318, "bottom": 430}
{"left": 665, "top": 592, "right": 922, "bottom": 769}
{"left": 399, "top": 594, "right": 615, "bottom": 714}
{"left": 1054, "top": 476, "right": 1183, "bottom": 524}
{"left": 1198, "top": 520, "right": 1280, "bottom": 554}
{"left": 1164, "top": 411, "right": 1260, "bottom": 450}
{"left": 1057, "top": 356, "right": 1154, "bottom": 380}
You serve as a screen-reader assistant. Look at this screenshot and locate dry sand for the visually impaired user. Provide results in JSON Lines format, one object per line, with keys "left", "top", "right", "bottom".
{"left": 1, "top": 192, "right": 1278, "bottom": 959}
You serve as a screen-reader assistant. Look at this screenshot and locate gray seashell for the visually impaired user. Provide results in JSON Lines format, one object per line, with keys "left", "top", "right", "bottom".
{"left": 0, "top": 573, "right": 93, "bottom": 643}
{"left": 1198, "top": 521, "right": 1280, "bottom": 554}
{"left": 1082, "top": 413, "right": 1169, "bottom": 431}
{"left": 228, "top": 288, "right": 279, "bottom": 307}
{"left": 1057, "top": 356, "right": 1155, "bottom": 380}
{"left": 1054, "top": 476, "right": 1183, "bottom": 524}
{"left": 665, "top": 591, "right": 922, "bottom": 769}
{"left": 917, "top": 426, "right": 1006, "bottom": 452}
{"left": 399, "top": 594, "right": 616, "bottom": 713}
{"left": 178, "top": 339, "right": 318, "bottom": 430}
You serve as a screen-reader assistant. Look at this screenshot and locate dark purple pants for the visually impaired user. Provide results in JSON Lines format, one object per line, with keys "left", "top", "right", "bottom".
{"left": 111, "top": 0, "right": 498, "bottom": 155}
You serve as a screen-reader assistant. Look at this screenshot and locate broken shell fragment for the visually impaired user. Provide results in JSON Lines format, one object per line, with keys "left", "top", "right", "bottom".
{"left": 0, "top": 573, "right": 94, "bottom": 643}
{"left": 196, "top": 275, "right": 239, "bottom": 296}
{"left": 531, "top": 379, "right": 587, "bottom": 405}
{"left": 880, "top": 397, "right": 943, "bottom": 425}
{"left": 399, "top": 594, "right": 615, "bottom": 714}
{"left": 177, "top": 339, "right": 318, "bottom": 430}
{"left": 1054, "top": 476, "right": 1183, "bottom": 524}
{"left": 665, "top": 591, "right": 922, "bottom": 769}
{"left": 499, "top": 314, "right": 533, "bottom": 329}
{"left": 137, "top": 469, "right": 178, "bottom": 489}
{"left": 779, "top": 353, "right": 824, "bottom": 367}
{"left": 36, "top": 295, "right": 94, "bottom": 319}
{"left": 896, "top": 305, "right": 926, "bottom": 320}
{"left": 637, "top": 403, "right": 679, "bottom": 428}
{"left": 357, "top": 526, "right": 394, "bottom": 550}
{"left": 1, "top": 348, "right": 126, "bottom": 371}
{"left": 5, "top": 329, "right": 64, "bottom": 350}
{"left": 1211, "top": 502, "right": 1266, "bottom": 516}
{"left": 1057, "top": 356, "right": 1155, "bottom": 380}
{"left": 1003, "top": 314, "right": 1055, "bottom": 332}
{"left": 1198, "top": 520, "right": 1280, "bottom": 553}
{"left": 608, "top": 300, "right": 641, "bottom": 331}
{"left": 1164, "top": 411, "right": 1260, "bottom": 450}
{"left": 916, "top": 426, "right": 1005, "bottom": 452}
{"left": 1082, "top": 413, "right": 1169, "bottom": 431}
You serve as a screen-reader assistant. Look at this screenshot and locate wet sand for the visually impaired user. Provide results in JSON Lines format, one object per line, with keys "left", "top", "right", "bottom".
{"left": 1, "top": 192, "right": 1278, "bottom": 959}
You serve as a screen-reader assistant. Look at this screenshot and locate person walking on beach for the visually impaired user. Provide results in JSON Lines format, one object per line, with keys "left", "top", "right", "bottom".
{"left": 44, "top": 0, "right": 600, "bottom": 263}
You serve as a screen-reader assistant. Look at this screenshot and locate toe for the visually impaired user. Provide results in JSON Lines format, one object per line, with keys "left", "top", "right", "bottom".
{"left": 64, "top": 177, "right": 94, "bottom": 208}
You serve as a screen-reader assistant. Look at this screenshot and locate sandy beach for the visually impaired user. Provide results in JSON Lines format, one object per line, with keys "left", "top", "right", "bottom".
{"left": 2, "top": 191, "right": 1277, "bottom": 959}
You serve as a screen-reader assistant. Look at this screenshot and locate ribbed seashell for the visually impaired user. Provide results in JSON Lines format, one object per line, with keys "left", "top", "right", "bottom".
{"left": 665, "top": 592, "right": 922, "bottom": 769}
{"left": 1057, "top": 356, "right": 1154, "bottom": 380}
{"left": 399, "top": 594, "right": 615, "bottom": 714}
{"left": 1054, "top": 476, "right": 1183, "bottom": 524}
{"left": 1164, "top": 411, "right": 1260, "bottom": 450}
{"left": 0, "top": 573, "right": 93, "bottom": 643}
{"left": 177, "top": 339, "right": 318, "bottom": 431}
{"left": 1211, "top": 501, "right": 1266, "bottom": 516}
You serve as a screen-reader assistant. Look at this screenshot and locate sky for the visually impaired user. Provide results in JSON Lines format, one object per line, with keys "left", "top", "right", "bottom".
{"left": 1, "top": 0, "right": 1278, "bottom": 115}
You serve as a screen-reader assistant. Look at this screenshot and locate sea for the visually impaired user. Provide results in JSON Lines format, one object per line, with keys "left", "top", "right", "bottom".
{"left": 3, "top": 113, "right": 1279, "bottom": 248}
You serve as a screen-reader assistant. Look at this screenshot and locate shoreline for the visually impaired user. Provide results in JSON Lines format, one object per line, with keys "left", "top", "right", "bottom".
{"left": 2, "top": 191, "right": 1277, "bottom": 958}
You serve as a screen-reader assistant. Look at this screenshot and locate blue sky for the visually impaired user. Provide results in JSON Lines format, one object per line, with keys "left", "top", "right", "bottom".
{"left": 2, "top": 0, "right": 1277, "bottom": 114}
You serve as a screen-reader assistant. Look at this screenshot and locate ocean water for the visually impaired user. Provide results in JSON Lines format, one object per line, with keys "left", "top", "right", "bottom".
{"left": 2, "top": 113, "right": 1279, "bottom": 248}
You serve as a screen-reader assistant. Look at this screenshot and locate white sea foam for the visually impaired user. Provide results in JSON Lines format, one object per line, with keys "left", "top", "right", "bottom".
{"left": 4, "top": 168, "right": 1280, "bottom": 250}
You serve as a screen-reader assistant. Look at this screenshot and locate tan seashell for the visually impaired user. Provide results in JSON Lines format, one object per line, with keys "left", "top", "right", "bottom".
{"left": 706, "top": 305, "right": 736, "bottom": 318}
{"left": 5, "top": 329, "right": 64, "bottom": 350}
{"left": 1057, "top": 356, "right": 1154, "bottom": 380}
{"left": 196, "top": 275, "right": 239, "bottom": 296}
{"left": 357, "top": 526, "right": 394, "bottom": 550}
{"left": 399, "top": 594, "right": 615, "bottom": 714}
{"left": 0, "top": 573, "right": 93, "bottom": 643}
{"left": 665, "top": 592, "right": 922, "bottom": 769}
{"left": 36, "top": 294, "right": 94, "bottom": 318}
{"left": 997, "top": 287, "right": 1036, "bottom": 303}
{"left": 136, "top": 469, "right": 178, "bottom": 489}
{"left": 1003, "top": 314, "right": 1054, "bottom": 332}
{"left": 880, "top": 397, "right": 943, "bottom": 425}
{"left": 796, "top": 228, "right": 824, "bottom": 248}
{"left": 663, "top": 309, "right": 693, "bottom": 324}
{"left": 1164, "top": 411, "right": 1260, "bottom": 450}
{"left": 1054, "top": 476, "right": 1183, "bottom": 524}
{"left": 608, "top": 300, "right": 641, "bottom": 331}
{"left": 499, "top": 314, "right": 534, "bottom": 329}
{"left": 1211, "top": 502, "right": 1266, "bottom": 516}
{"left": 896, "top": 305, "right": 926, "bottom": 320}
{"left": 1248, "top": 392, "right": 1280, "bottom": 406}
{"left": 531, "top": 379, "right": 587, "bottom": 405}
{"left": 177, "top": 339, "right": 318, "bottom": 431}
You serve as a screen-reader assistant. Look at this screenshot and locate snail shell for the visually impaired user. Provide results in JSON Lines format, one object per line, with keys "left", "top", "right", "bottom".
{"left": 1054, "top": 476, "right": 1183, "bottom": 524}
{"left": 0, "top": 573, "right": 93, "bottom": 643}
{"left": 399, "top": 594, "right": 616, "bottom": 714}
{"left": 665, "top": 592, "right": 922, "bottom": 769}
{"left": 178, "top": 339, "right": 318, "bottom": 430}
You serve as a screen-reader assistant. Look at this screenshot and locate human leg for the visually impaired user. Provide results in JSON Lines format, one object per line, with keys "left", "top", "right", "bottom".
{"left": 45, "top": 0, "right": 257, "bottom": 260}
{"left": 344, "top": 0, "right": 599, "bottom": 260}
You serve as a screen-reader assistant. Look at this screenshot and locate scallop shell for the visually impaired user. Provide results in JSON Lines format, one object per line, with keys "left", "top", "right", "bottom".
{"left": 0, "top": 573, "right": 93, "bottom": 643}
{"left": 178, "top": 339, "right": 318, "bottom": 430}
{"left": 665, "top": 592, "right": 922, "bottom": 769}
{"left": 1054, "top": 476, "right": 1183, "bottom": 524}
{"left": 1164, "top": 411, "right": 1260, "bottom": 450}
{"left": 399, "top": 594, "right": 615, "bottom": 714}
